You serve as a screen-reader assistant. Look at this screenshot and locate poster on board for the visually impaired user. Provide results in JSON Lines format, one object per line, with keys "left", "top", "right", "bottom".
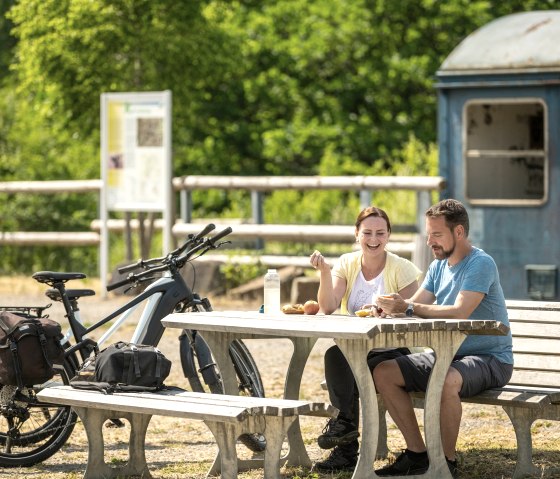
{"left": 100, "top": 91, "right": 172, "bottom": 295}
{"left": 103, "top": 93, "right": 170, "bottom": 211}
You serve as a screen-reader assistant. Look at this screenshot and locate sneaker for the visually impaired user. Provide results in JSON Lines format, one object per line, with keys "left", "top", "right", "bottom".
{"left": 315, "top": 445, "right": 358, "bottom": 472}
{"left": 375, "top": 449, "right": 429, "bottom": 476}
{"left": 447, "top": 458, "right": 459, "bottom": 478}
{"left": 317, "top": 417, "right": 359, "bottom": 449}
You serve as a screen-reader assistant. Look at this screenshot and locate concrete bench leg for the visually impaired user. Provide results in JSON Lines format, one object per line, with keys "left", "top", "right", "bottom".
{"left": 502, "top": 406, "right": 541, "bottom": 479}
{"left": 205, "top": 421, "right": 240, "bottom": 479}
{"left": 73, "top": 407, "right": 153, "bottom": 479}
{"left": 375, "top": 398, "right": 389, "bottom": 459}
{"left": 206, "top": 415, "right": 296, "bottom": 479}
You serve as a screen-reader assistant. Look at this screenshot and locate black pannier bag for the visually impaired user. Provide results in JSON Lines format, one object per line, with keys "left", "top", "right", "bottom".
{"left": 71, "top": 341, "right": 171, "bottom": 394}
{"left": 0, "top": 311, "right": 65, "bottom": 387}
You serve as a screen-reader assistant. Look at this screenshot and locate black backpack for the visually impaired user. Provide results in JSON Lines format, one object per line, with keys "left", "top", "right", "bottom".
{"left": 70, "top": 341, "right": 171, "bottom": 394}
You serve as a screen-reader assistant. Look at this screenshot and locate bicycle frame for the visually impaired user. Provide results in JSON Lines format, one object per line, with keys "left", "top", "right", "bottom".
{"left": 66, "top": 271, "right": 199, "bottom": 362}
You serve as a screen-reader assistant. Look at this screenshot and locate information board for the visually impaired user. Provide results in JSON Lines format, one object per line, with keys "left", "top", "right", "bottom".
{"left": 100, "top": 91, "right": 172, "bottom": 294}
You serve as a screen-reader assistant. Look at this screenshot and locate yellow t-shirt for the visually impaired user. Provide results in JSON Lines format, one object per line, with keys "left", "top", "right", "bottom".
{"left": 331, "top": 250, "right": 422, "bottom": 315}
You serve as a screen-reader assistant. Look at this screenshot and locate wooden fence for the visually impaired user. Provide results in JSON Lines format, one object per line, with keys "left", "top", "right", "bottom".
{"left": 0, "top": 175, "right": 446, "bottom": 270}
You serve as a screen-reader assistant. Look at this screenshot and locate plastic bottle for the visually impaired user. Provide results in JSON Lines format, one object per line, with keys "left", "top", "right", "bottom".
{"left": 263, "top": 269, "right": 281, "bottom": 314}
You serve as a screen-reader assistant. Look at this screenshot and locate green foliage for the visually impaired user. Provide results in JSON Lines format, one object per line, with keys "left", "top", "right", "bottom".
{"left": 220, "top": 260, "right": 267, "bottom": 291}
{"left": 1, "top": 0, "right": 559, "bottom": 274}
{"left": 264, "top": 133, "right": 437, "bottom": 231}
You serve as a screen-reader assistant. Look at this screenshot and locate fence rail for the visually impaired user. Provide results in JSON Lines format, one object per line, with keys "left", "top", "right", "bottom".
{"left": 0, "top": 175, "right": 446, "bottom": 270}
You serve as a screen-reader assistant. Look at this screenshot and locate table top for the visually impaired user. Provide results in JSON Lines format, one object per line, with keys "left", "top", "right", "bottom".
{"left": 162, "top": 311, "right": 509, "bottom": 340}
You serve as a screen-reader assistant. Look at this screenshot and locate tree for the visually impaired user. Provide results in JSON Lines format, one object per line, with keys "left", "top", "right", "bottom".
{"left": 2, "top": 0, "right": 559, "bottom": 273}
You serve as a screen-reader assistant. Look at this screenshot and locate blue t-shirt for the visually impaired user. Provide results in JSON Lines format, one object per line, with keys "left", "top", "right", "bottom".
{"left": 422, "top": 247, "right": 513, "bottom": 364}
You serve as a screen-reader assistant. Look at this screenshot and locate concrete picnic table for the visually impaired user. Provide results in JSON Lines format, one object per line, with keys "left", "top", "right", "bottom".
{"left": 162, "top": 311, "right": 508, "bottom": 478}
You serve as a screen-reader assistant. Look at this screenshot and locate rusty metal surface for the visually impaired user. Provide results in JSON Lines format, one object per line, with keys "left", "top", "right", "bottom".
{"left": 439, "top": 10, "right": 560, "bottom": 75}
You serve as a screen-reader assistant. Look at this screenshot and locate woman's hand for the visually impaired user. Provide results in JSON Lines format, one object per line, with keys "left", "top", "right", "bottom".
{"left": 359, "top": 303, "right": 384, "bottom": 317}
{"left": 309, "top": 250, "right": 330, "bottom": 273}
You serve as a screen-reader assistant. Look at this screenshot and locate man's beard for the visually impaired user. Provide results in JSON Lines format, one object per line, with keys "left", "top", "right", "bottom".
{"left": 431, "top": 241, "right": 455, "bottom": 260}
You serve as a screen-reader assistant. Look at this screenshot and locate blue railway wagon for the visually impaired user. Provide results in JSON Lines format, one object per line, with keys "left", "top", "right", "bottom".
{"left": 436, "top": 10, "right": 560, "bottom": 300}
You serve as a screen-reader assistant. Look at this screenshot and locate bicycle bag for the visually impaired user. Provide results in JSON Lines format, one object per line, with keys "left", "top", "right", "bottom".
{"left": 70, "top": 341, "right": 171, "bottom": 394}
{"left": 0, "top": 311, "right": 65, "bottom": 387}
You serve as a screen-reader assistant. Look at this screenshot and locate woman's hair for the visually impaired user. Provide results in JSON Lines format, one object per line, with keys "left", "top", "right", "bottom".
{"left": 355, "top": 206, "right": 391, "bottom": 233}
{"left": 425, "top": 199, "right": 469, "bottom": 236}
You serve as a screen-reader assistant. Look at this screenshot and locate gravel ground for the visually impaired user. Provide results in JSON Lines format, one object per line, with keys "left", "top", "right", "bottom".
{"left": 1, "top": 280, "right": 560, "bottom": 478}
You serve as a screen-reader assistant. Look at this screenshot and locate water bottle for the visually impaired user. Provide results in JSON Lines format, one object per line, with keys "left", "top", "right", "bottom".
{"left": 263, "top": 269, "right": 281, "bottom": 314}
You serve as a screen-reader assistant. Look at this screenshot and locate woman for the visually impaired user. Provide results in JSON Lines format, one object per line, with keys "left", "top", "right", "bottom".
{"left": 309, "top": 206, "right": 421, "bottom": 473}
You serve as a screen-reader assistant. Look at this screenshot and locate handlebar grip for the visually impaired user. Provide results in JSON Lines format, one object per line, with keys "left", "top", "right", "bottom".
{"left": 106, "top": 276, "right": 133, "bottom": 292}
{"left": 118, "top": 262, "right": 140, "bottom": 274}
{"left": 193, "top": 223, "right": 216, "bottom": 240}
{"left": 210, "top": 226, "right": 233, "bottom": 243}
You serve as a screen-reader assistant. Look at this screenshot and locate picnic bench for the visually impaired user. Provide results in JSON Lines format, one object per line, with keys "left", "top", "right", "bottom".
{"left": 369, "top": 299, "right": 560, "bottom": 479}
{"left": 37, "top": 386, "right": 337, "bottom": 479}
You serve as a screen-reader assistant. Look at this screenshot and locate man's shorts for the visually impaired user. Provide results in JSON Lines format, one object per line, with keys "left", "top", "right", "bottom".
{"left": 395, "top": 352, "right": 513, "bottom": 398}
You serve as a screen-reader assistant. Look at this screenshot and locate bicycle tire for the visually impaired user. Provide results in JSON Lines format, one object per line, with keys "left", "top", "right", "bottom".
{"left": 229, "top": 340, "right": 265, "bottom": 398}
{"left": 179, "top": 330, "right": 223, "bottom": 395}
{"left": 179, "top": 331, "right": 267, "bottom": 452}
{"left": 0, "top": 358, "right": 78, "bottom": 467}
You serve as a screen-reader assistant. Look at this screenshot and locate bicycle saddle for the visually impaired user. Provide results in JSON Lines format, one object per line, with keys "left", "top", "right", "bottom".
{"left": 32, "top": 271, "right": 87, "bottom": 284}
{"left": 45, "top": 288, "right": 96, "bottom": 302}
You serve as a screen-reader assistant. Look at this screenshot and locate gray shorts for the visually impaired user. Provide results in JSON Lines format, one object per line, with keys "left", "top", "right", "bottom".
{"left": 395, "top": 352, "right": 513, "bottom": 398}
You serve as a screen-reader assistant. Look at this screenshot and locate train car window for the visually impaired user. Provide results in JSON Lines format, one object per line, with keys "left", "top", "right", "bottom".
{"left": 463, "top": 100, "right": 547, "bottom": 205}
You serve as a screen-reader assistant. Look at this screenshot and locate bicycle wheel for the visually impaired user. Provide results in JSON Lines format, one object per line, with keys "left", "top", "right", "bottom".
{"left": 229, "top": 339, "right": 265, "bottom": 398}
{"left": 0, "top": 358, "right": 78, "bottom": 467}
{"left": 179, "top": 330, "right": 223, "bottom": 394}
{"left": 179, "top": 331, "right": 267, "bottom": 452}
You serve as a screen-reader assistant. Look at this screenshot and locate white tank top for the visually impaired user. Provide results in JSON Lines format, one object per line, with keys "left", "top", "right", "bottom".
{"left": 347, "top": 270, "right": 385, "bottom": 315}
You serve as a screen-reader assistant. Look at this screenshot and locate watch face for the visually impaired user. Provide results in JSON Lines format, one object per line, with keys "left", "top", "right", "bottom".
{"left": 406, "top": 304, "right": 414, "bottom": 316}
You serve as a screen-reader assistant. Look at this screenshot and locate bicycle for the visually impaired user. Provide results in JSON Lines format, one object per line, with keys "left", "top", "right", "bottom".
{"left": 0, "top": 224, "right": 266, "bottom": 467}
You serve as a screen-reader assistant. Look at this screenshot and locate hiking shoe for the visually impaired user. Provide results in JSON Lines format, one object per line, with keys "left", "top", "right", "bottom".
{"left": 317, "top": 417, "right": 359, "bottom": 449}
{"left": 314, "top": 445, "right": 358, "bottom": 472}
{"left": 447, "top": 458, "right": 459, "bottom": 478}
{"left": 375, "top": 449, "right": 429, "bottom": 476}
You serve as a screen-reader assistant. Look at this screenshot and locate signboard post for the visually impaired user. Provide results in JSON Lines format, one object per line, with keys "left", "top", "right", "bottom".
{"left": 100, "top": 91, "right": 172, "bottom": 295}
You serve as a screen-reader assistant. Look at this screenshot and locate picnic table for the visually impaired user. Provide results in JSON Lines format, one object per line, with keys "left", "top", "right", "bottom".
{"left": 162, "top": 311, "right": 508, "bottom": 479}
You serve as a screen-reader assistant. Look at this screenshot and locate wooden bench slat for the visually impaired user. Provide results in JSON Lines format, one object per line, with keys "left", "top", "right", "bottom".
{"left": 505, "top": 300, "right": 560, "bottom": 311}
{"left": 508, "top": 369, "right": 560, "bottom": 389}
{"left": 514, "top": 337, "right": 560, "bottom": 354}
{"left": 37, "top": 386, "right": 337, "bottom": 419}
{"left": 37, "top": 387, "right": 250, "bottom": 423}
{"left": 511, "top": 353, "right": 560, "bottom": 372}
{"left": 510, "top": 321, "right": 560, "bottom": 337}
{"left": 508, "top": 309, "right": 560, "bottom": 322}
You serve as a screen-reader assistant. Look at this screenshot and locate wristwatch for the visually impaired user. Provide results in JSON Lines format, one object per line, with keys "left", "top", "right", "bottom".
{"left": 405, "top": 302, "right": 414, "bottom": 317}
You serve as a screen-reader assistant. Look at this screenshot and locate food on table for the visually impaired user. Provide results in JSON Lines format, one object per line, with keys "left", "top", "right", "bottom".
{"left": 281, "top": 303, "right": 305, "bottom": 314}
{"left": 303, "top": 300, "right": 320, "bottom": 315}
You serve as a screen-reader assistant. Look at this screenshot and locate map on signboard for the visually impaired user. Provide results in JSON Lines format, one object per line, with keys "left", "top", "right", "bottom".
{"left": 105, "top": 100, "right": 167, "bottom": 211}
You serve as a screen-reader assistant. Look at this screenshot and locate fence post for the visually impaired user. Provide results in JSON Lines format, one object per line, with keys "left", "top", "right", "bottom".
{"left": 359, "top": 190, "right": 372, "bottom": 209}
{"left": 180, "top": 190, "right": 192, "bottom": 223}
{"left": 251, "top": 190, "right": 264, "bottom": 249}
{"left": 414, "top": 191, "right": 432, "bottom": 273}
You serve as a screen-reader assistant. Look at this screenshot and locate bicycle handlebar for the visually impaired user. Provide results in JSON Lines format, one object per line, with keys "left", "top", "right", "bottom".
{"left": 106, "top": 275, "right": 135, "bottom": 292}
{"left": 117, "top": 223, "right": 217, "bottom": 274}
{"left": 108, "top": 224, "right": 232, "bottom": 292}
{"left": 210, "top": 226, "right": 233, "bottom": 244}
{"left": 193, "top": 222, "right": 216, "bottom": 241}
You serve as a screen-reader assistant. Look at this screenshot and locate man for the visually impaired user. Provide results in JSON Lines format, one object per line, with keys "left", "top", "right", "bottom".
{"left": 373, "top": 199, "right": 513, "bottom": 478}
